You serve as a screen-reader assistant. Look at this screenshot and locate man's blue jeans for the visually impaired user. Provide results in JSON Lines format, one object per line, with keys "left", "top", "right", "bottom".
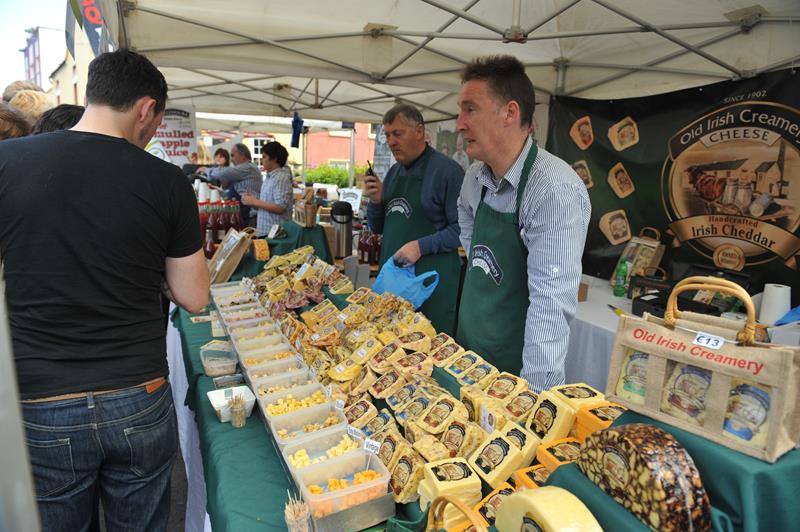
{"left": 21, "top": 382, "right": 178, "bottom": 532}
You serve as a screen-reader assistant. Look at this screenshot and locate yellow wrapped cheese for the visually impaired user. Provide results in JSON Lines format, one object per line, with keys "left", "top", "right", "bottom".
{"left": 458, "top": 361, "right": 499, "bottom": 389}
{"left": 444, "top": 351, "right": 482, "bottom": 378}
{"left": 551, "top": 382, "right": 605, "bottom": 411}
{"left": 495, "top": 486, "right": 602, "bottom": 532}
{"left": 526, "top": 391, "right": 576, "bottom": 443}
{"left": 460, "top": 385, "right": 486, "bottom": 423}
{"left": 344, "top": 398, "right": 378, "bottom": 429}
{"left": 479, "top": 398, "right": 509, "bottom": 433}
{"left": 350, "top": 337, "right": 383, "bottom": 365}
{"left": 431, "top": 342, "right": 465, "bottom": 367}
{"left": 485, "top": 372, "right": 529, "bottom": 402}
{"left": 413, "top": 435, "right": 450, "bottom": 462}
{"left": 328, "top": 359, "right": 362, "bottom": 382}
{"left": 512, "top": 464, "right": 550, "bottom": 490}
{"left": 439, "top": 420, "right": 486, "bottom": 459}
{"left": 345, "top": 286, "right": 372, "bottom": 304}
{"left": 474, "top": 482, "right": 516, "bottom": 528}
{"left": 389, "top": 450, "right": 424, "bottom": 503}
{"left": 504, "top": 389, "right": 539, "bottom": 424}
{"left": 348, "top": 366, "right": 378, "bottom": 396}
{"left": 392, "top": 351, "right": 433, "bottom": 378}
{"left": 536, "top": 437, "right": 581, "bottom": 473}
{"left": 363, "top": 408, "right": 396, "bottom": 438}
{"left": 386, "top": 383, "right": 418, "bottom": 411}
{"left": 368, "top": 369, "right": 407, "bottom": 399}
{"left": 377, "top": 330, "right": 398, "bottom": 346}
{"left": 265, "top": 274, "right": 290, "bottom": 296}
{"left": 395, "top": 395, "right": 433, "bottom": 427}
{"left": 404, "top": 419, "right": 429, "bottom": 445}
{"left": 429, "top": 332, "right": 454, "bottom": 353}
{"left": 367, "top": 342, "right": 405, "bottom": 374}
{"left": 467, "top": 430, "right": 525, "bottom": 489}
{"left": 329, "top": 277, "right": 354, "bottom": 295}
{"left": 376, "top": 427, "right": 410, "bottom": 470}
{"left": 503, "top": 424, "right": 539, "bottom": 469}
{"left": 417, "top": 395, "right": 469, "bottom": 434}
{"left": 408, "top": 312, "right": 437, "bottom": 338}
{"left": 396, "top": 331, "right": 431, "bottom": 353}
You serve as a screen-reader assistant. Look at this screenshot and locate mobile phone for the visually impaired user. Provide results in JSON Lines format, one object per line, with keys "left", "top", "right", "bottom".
{"left": 366, "top": 160, "right": 375, "bottom": 176}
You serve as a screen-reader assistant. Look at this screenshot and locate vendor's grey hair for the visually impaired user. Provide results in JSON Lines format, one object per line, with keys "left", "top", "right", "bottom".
{"left": 382, "top": 103, "right": 424, "bottom": 128}
{"left": 232, "top": 142, "right": 251, "bottom": 160}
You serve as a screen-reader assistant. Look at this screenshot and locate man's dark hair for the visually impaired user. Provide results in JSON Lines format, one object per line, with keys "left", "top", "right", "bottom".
{"left": 232, "top": 143, "right": 251, "bottom": 161}
{"left": 263, "top": 141, "right": 289, "bottom": 167}
{"left": 32, "top": 104, "right": 85, "bottom": 135}
{"left": 461, "top": 55, "right": 535, "bottom": 129}
{"left": 214, "top": 147, "right": 230, "bottom": 166}
{"left": 86, "top": 49, "right": 168, "bottom": 113}
{"left": 382, "top": 103, "right": 424, "bottom": 128}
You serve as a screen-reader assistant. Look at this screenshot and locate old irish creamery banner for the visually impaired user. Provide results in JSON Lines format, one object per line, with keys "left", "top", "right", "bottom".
{"left": 547, "top": 69, "right": 799, "bottom": 301}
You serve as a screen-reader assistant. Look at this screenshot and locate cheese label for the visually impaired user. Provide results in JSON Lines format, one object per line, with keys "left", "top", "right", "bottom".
{"left": 549, "top": 441, "right": 580, "bottom": 462}
{"left": 422, "top": 398, "right": 455, "bottom": 428}
{"left": 617, "top": 349, "right": 649, "bottom": 403}
{"left": 371, "top": 343, "right": 401, "bottom": 366}
{"left": 602, "top": 446, "right": 631, "bottom": 491}
{"left": 477, "top": 486, "right": 515, "bottom": 526}
{"left": 480, "top": 404, "right": 497, "bottom": 433}
{"left": 486, "top": 374, "right": 521, "bottom": 400}
{"left": 506, "top": 390, "right": 537, "bottom": 418}
{"left": 522, "top": 515, "right": 545, "bottom": 532}
{"left": 447, "top": 352, "right": 479, "bottom": 375}
{"left": 432, "top": 343, "right": 462, "bottom": 363}
{"left": 723, "top": 380, "right": 771, "bottom": 443}
{"left": 391, "top": 455, "right": 416, "bottom": 494}
{"left": 441, "top": 421, "right": 467, "bottom": 455}
{"left": 347, "top": 425, "right": 364, "bottom": 439}
{"left": 662, "top": 363, "right": 712, "bottom": 423}
{"left": 364, "top": 409, "right": 393, "bottom": 436}
{"left": 530, "top": 399, "right": 558, "bottom": 439}
{"left": 396, "top": 351, "right": 427, "bottom": 368}
{"left": 398, "top": 331, "right": 425, "bottom": 344}
{"left": 557, "top": 384, "right": 600, "bottom": 400}
{"left": 430, "top": 461, "right": 474, "bottom": 481}
{"left": 474, "top": 437, "right": 511, "bottom": 475}
{"left": 525, "top": 466, "right": 550, "bottom": 487}
{"left": 344, "top": 400, "right": 371, "bottom": 423}
{"left": 505, "top": 427, "right": 529, "bottom": 450}
{"left": 387, "top": 384, "right": 417, "bottom": 409}
{"left": 430, "top": 333, "right": 453, "bottom": 352}
{"left": 460, "top": 363, "right": 493, "bottom": 386}
{"left": 590, "top": 405, "right": 626, "bottom": 422}
{"left": 397, "top": 396, "right": 430, "bottom": 423}
{"left": 378, "top": 434, "right": 399, "bottom": 465}
{"left": 371, "top": 371, "right": 400, "bottom": 395}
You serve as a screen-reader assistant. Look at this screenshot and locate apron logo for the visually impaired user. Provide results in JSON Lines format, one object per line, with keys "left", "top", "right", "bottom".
{"left": 387, "top": 198, "right": 413, "bottom": 219}
{"left": 471, "top": 245, "right": 504, "bottom": 285}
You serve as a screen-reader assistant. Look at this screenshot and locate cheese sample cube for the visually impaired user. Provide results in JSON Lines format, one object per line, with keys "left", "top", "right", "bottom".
{"left": 551, "top": 382, "right": 605, "bottom": 411}
{"left": 413, "top": 435, "right": 450, "bottom": 462}
{"left": 417, "top": 395, "right": 469, "bottom": 434}
{"left": 376, "top": 428, "right": 411, "bottom": 471}
{"left": 474, "top": 482, "right": 515, "bottom": 528}
{"left": 386, "top": 383, "right": 417, "bottom": 411}
{"left": 429, "top": 332, "right": 455, "bottom": 353}
{"left": 660, "top": 362, "right": 713, "bottom": 426}
{"left": 614, "top": 348, "right": 650, "bottom": 405}
{"left": 575, "top": 402, "right": 627, "bottom": 441}
{"left": 344, "top": 399, "right": 378, "bottom": 429}
{"left": 431, "top": 342, "right": 465, "bottom": 367}
{"left": 526, "top": 391, "right": 576, "bottom": 443}
{"left": 389, "top": 450, "right": 425, "bottom": 503}
{"left": 458, "top": 361, "right": 499, "bottom": 388}
{"left": 445, "top": 351, "right": 482, "bottom": 378}
{"left": 468, "top": 431, "right": 525, "bottom": 489}
{"left": 396, "top": 331, "right": 431, "bottom": 353}
{"left": 503, "top": 425, "right": 539, "bottom": 469}
{"left": 504, "top": 389, "right": 539, "bottom": 424}
{"left": 577, "top": 423, "right": 711, "bottom": 532}
{"left": 536, "top": 437, "right": 582, "bottom": 473}
{"left": 512, "top": 464, "right": 550, "bottom": 490}
{"left": 363, "top": 408, "right": 396, "bottom": 438}
{"left": 495, "top": 486, "right": 602, "bottom": 532}
{"left": 460, "top": 384, "right": 486, "bottom": 423}
{"left": 368, "top": 369, "right": 406, "bottom": 399}
{"left": 395, "top": 395, "right": 432, "bottom": 427}
{"left": 485, "top": 372, "right": 529, "bottom": 402}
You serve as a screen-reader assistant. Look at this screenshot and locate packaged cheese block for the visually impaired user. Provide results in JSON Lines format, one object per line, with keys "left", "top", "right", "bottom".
{"left": 363, "top": 408, "right": 396, "bottom": 438}
{"left": 536, "top": 437, "right": 581, "bottom": 473}
{"left": 329, "top": 277, "right": 354, "bottom": 295}
{"left": 526, "top": 391, "right": 576, "bottom": 443}
{"left": 396, "top": 331, "right": 432, "bottom": 353}
{"left": 265, "top": 274, "right": 290, "bottom": 296}
{"left": 577, "top": 423, "right": 712, "bottom": 532}
{"left": 460, "top": 385, "right": 486, "bottom": 423}
{"left": 392, "top": 351, "right": 433, "bottom": 378}
{"left": 458, "top": 361, "right": 499, "bottom": 389}
{"left": 413, "top": 434, "right": 450, "bottom": 462}
{"left": 345, "top": 391, "right": 370, "bottom": 409}
{"left": 377, "top": 330, "right": 398, "bottom": 346}
{"left": 307, "top": 325, "right": 339, "bottom": 347}
{"left": 503, "top": 425, "right": 539, "bottom": 469}
{"left": 345, "top": 286, "right": 372, "bottom": 304}
{"left": 377, "top": 428, "right": 411, "bottom": 471}
{"left": 468, "top": 431, "right": 525, "bottom": 489}
{"left": 575, "top": 402, "right": 627, "bottom": 441}
{"left": 424, "top": 458, "right": 482, "bottom": 504}
{"left": 485, "top": 372, "right": 528, "bottom": 402}
{"left": 368, "top": 369, "right": 406, "bottom": 399}
{"left": 348, "top": 366, "right": 378, "bottom": 396}
{"left": 512, "top": 464, "right": 550, "bottom": 490}
{"left": 293, "top": 262, "right": 316, "bottom": 283}
{"left": 615, "top": 348, "right": 649, "bottom": 405}
{"left": 328, "top": 359, "right": 362, "bottom": 382}
{"left": 551, "top": 382, "right": 605, "bottom": 411}
{"left": 367, "top": 342, "right": 405, "bottom": 374}
{"left": 444, "top": 351, "right": 482, "bottom": 378}
{"left": 386, "top": 383, "right": 417, "bottom": 411}
{"left": 417, "top": 395, "right": 469, "bottom": 434}
{"left": 479, "top": 398, "right": 509, "bottom": 433}
{"left": 474, "top": 482, "right": 515, "bottom": 528}
{"left": 408, "top": 312, "right": 437, "bottom": 338}
{"left": 495, "top": 486, "right": 602, "bottom": 532}
{"left": 431, "top": 342, "right": 465, "bottom": 367}
{"left": 723, "top": 379, "right": 771, "bottom": 447}
{"left": 344, "top": 399, "right": 378, "bottom": 429}
{"left": 404, "top": 419, "right": 430, "bottom": 445}
{"left": 390, "top": 449, "right": 425, "bottom": 503}
{"left": 350, "top": 337, "right": 383, "bottom": 365}
{"left": 660, "top": 362, "right": 713, "bottom": 427}
{"left": 504, "top": 389, "right": 539, "bottom": 424}
{"left": 343, "top": 324, "right": 378, "bottom": 350}
{"left": 429, "top": 332, "right": 455, "bottom": 353}
{"left": 395, "top": 395, "right": 432, "bottom": 427}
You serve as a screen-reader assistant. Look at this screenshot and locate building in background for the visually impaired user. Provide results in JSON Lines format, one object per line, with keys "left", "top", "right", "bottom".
{"left": 48, "top": 24, "right": 91, "bottom": 105}
{"left": 305, "top": 123, "right": 375, "bottom": 170}
{"left": 22, "top": 26, "right": 63, "bottom": 90}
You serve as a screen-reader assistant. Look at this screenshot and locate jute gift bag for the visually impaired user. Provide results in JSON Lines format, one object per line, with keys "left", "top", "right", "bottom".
{"left": 606, "top": 276, "right": 800, "bottom": 462}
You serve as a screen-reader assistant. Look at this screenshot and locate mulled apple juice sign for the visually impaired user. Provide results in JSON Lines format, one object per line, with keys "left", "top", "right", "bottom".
{"left": 151, "top": 106, "right": 199, "bottom": 167}
{"left": 663, "top": 102, "right": 800, "bottom": 270}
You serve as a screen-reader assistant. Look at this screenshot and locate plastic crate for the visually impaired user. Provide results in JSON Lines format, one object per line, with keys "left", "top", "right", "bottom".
{"left": 268, "top": 403, "right": 347, "bottom": 448}
{"left": 281, "top": 426, "right": 365, "bottom": 479}
{"left": 199, "top": 340, "right": 237, "bottom": 377}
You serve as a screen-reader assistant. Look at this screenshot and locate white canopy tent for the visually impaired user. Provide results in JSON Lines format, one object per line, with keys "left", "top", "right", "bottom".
{"left": 96, "top": 0, "right": 798, "bottom": 125}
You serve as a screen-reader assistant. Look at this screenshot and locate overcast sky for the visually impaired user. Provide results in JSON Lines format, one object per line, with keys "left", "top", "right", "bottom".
{"left": 0, "top": 0, "right": 67, "bottom": 92}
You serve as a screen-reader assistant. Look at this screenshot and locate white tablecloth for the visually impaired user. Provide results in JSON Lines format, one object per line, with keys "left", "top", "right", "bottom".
{"left": 564, "top": 275, "right": 631, "bottom": 391}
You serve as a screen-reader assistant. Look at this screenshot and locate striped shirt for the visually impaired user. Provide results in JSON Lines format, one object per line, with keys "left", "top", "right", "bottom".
{"left": 457, "top": 137, "right": 591, "bottom": 391}
{"left": 207, "top": 162, "right": 263, "bottom": 198}
{"left": 256, "top": 166, "right": 293, "bottom": 236}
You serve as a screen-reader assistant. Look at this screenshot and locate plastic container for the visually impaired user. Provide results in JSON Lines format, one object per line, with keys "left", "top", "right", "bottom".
{"left": 233, "top": 331, "right": 287, "bottom": 353}
{"left": 260, "top": 383, "right": 329, "bottom": 422}
{"left": 281, "top": 426, "right": 365, "bottom": 477}
{"left": 230, "top": 324, "right": 279, "bottom": 343}
{"left": 269, "top": 403, "right": 347, "bottom": 448}
{"left": 245, "top": 358, "right": 306, "bottom": 384}
{"left": 239, "top": 344, "right": 296, "bottom": 368}
{"left": 200, "top": 340, "right": 238, "bottom": 377}
{"left": 227, "top": 316, "right": 276, "bottom": 335}
{"left": 207, "top": 385, "right": 256, "bottom": 423}
{"left": 219, "top": 305, "right": 269, "bottom": 326}
{"left": 296, "top": 450, "right": 390, "bottom": 519}
{"left": 214, "top": 290, "right": 257, "bottom": 309}
{"left": 210, "top": 281, "right": 245, "bottom": 296}
{"left": 253, "top": 369, "right": 316, "bottom": 399}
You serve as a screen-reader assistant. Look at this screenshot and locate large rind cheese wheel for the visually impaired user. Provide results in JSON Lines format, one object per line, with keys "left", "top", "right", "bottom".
{"left": 495, "top": 486, "right": 602, "bottom": 532}
{"left": 577, "top": 423, "right": 711, "bottom": 532}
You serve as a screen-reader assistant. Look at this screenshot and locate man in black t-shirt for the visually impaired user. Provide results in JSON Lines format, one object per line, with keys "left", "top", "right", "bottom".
{"left": 0, "top": 50, "right": 209, "bottom": 531}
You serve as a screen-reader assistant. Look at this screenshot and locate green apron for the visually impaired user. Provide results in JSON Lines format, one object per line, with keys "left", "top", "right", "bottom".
{"left": 456, "top": 142, "right": 538, "bottom": 375}
{"left": 379, "top": 148, "right": 461, "bottom": 335}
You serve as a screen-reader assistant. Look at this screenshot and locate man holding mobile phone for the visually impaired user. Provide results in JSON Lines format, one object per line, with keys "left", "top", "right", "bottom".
{"left": 365, "top": 104, "right": 464, "bottom": 335}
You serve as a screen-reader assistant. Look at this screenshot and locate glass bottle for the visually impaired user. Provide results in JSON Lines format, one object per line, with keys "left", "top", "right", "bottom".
{"left": 203, "top": 229, "right": 216, "bottom": 259}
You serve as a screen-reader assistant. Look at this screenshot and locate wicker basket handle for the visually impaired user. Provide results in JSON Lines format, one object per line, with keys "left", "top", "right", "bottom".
{"left": 664, "top": 277, "right": 756, "bottom": 345}
{"left": 643, "top": 267, "right": 667, "bottom": 280}
{"left": 426, "top": 495, "right": 487, "bottom": 532}
{"left": 638, "top": 227, "right": 662, "bottom": 241}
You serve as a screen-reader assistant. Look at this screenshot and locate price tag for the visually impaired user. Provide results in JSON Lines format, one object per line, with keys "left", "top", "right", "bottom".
{"left": 295, "top": 354, "right": 305, "bottom": 366}
{"left": 364, "top": 438, "right": 381, "bottom": 454}
{"left": 479, "top": 404, "right": 496, "bottom": 433}
{"left": 335, "top": 364, "right": 345, "bottom": 373}
{"left": 347, "top": 425, "right": 364, "bottom": 439}
{"left": 325, "top": 384, "right": 333, "bottom": 398}
{"left": 693, "top": 332, "right": 725, "bottom": 350}
{"left": 335, "top": 399, "right": 346, "bottom": 410}
{"left": 268, "top": 224, "right": 281, "bottom": 239}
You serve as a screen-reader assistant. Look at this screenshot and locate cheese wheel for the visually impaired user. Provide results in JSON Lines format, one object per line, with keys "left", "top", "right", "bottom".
{"left": 468, "top": 431, "right": 525, "bottom": 489}
{"left": 368, "top": 369, "right": 406, "bottom": 399}
{"left": 577, "top": 423, "right": 712, "bottom": 532}
{"left": 550, "top": 383, "right": 605, "bottom": 411}
{"left": 512, "top": 464, "right": 550, "bottom": 490}
{"left": 536, "top": 437, "right": 581, "bottom": 473}
{"left": 495, "top": 486, "right": 602, "bottom": 532}
{"left": 660, "top": 362, "right": 712, "bottom": 426}
{"left": 389, "top": 450, "right": 424, "bottom": 503}
{"left": 431, "top": 342, "right": 465, "bottom": 367}
{"left": 445, "top": 351, "right": 482, "bottom": 377}
{"left": 504, "top": 389, "right": 538, "bottom": 423}
{"left": 474, "top": 482, "right": 515, "bottom": 528}
{"left": 417, "top": 395, "right": 469, "bottom": 434}
{"left": 526, "top": 391, "right": 576, "bottom": 443}
{"left": 363, "top": 408, "right": 396, "bottom": 438}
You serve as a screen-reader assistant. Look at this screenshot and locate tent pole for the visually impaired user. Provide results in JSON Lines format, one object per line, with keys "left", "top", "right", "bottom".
{"left": 420, "top": 0, "right": 506, "bottom": 35}
{"left": 349, "top": 127, "right": 356, "bottom": 188}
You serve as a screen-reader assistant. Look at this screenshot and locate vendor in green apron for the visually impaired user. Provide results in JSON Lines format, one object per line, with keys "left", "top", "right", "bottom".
{"left": 365, "top": 104, "right": 465, "bottom": 335}
{"left": 454, "top": 55, "right": 591, "bottom": 391}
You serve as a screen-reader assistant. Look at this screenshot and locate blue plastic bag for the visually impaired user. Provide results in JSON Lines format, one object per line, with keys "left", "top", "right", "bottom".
{"left": 775, "top": 306, "right": 800, "bottom": 326}
{"left": 373, "top": 258, "right": 439, "bottom": 309}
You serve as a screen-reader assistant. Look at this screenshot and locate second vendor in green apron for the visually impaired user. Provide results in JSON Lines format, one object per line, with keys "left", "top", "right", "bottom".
{"left": 365, "top": 104, "right": 465, "bottom": 335}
